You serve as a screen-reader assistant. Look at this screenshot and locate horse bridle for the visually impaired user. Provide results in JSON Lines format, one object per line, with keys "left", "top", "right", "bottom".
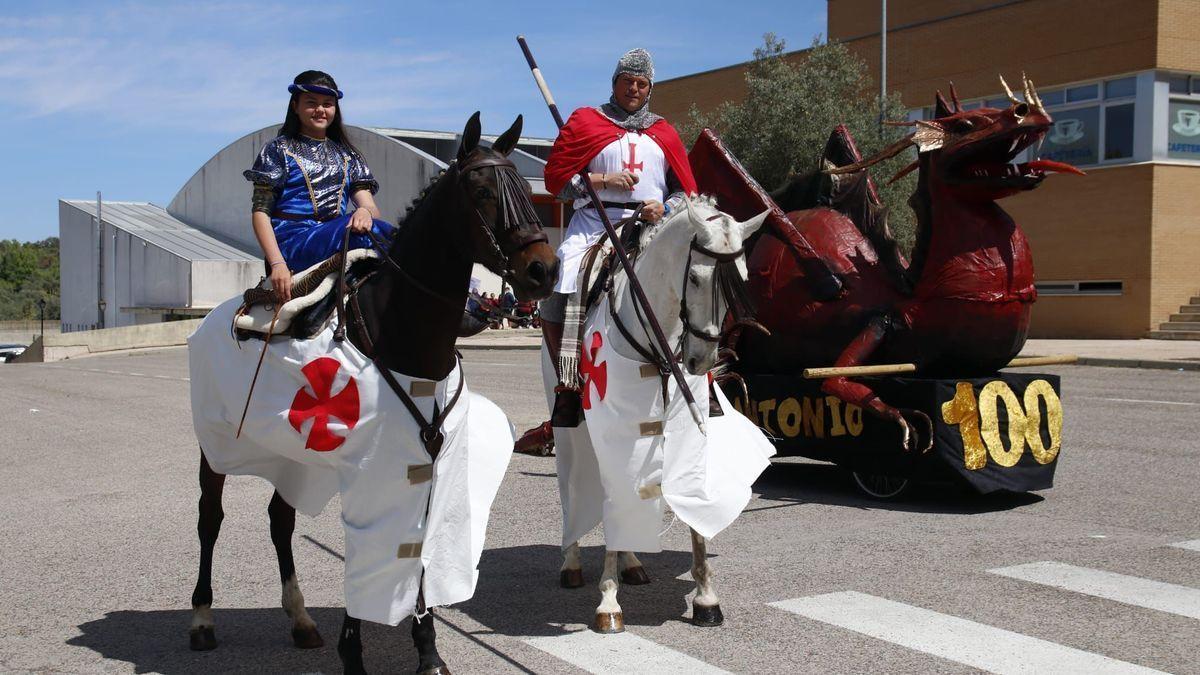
{"left": 363, "top": 154, "right": 547, "bottom": 303}
{"left": 611, "top": 232, "right": 747, "bottom": 368}
{"left": 679, "top": 237, "right": 745, "bottom": 349}
{"left": 347, "top": 153, "right": 548, "bottom": 354}
{"left": 458, "top": 154, "right": 549, "bottom": 281}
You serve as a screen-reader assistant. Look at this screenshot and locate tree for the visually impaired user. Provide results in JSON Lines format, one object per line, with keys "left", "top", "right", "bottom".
{"left": 0, "top": 238, "right": 60, "bottom": 321}
{"left": 681, "top": 34, "right": 918, "bottom": 251}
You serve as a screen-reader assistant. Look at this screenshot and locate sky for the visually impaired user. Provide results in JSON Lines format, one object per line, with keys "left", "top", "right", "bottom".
{"left": 0, "top": 1, "right": 826, "bottom": 242}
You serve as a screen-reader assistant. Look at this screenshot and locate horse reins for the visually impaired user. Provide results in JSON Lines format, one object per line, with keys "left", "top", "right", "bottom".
{"left": 604, "top": 227, "right": 750, "bottom": 405}
{"left": 345, "top": 153, "right": 549, "bottom": 355}
{"left": 679, "top": 238, "right": 746, "bottom": 348}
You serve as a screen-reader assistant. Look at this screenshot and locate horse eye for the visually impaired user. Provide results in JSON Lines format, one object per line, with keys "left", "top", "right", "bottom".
{"left": 476, "top": 187, "right": 493, "bottom": 200}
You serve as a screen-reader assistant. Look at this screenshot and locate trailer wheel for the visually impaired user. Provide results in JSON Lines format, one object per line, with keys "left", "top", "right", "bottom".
{"left": 852, "top": 471, "right": 909, "bottom": 499}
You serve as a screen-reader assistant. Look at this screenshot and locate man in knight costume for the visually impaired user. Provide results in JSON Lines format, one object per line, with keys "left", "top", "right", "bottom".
{"left": 517, "top": 47, "right": 698, "bottom": 452}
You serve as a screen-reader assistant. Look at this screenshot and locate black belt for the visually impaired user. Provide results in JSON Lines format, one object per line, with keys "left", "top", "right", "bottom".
{"left": 582, "top": 201, "right": 642, "bottom": 211}
{"left": 272, "top": 211, "right": 340, "bottom": 222}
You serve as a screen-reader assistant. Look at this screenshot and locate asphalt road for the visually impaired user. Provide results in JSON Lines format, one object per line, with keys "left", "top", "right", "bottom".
{"left": 0, "top": 347, "right": 1197, "bottom": 674}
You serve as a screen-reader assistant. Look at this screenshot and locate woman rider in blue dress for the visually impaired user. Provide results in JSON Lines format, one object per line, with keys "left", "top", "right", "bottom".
{"left": 245, "top": 70, "right": 394, "bottom": 303}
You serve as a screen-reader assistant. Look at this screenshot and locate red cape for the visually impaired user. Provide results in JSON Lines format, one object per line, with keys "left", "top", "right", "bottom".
{"left": 544, "top": 107, "right": 698, "bottom": 198}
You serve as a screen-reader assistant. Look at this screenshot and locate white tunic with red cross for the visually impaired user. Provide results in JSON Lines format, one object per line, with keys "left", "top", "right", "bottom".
{"left": 555, "top": 131, "right": 669, "bottom": 294}
{"left": 544, "top": 296, "right": 775, "bottom": 552}
{"left": 188, "top": 297, "right": 513, "bottom": 626}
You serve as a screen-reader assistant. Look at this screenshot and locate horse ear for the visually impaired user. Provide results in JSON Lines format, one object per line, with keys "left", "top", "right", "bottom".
{"left": 740, "top": 209, "right": 769, "bottom": 239}
{"left": 458, "top": 111, "right": 482, "bottom": 161}
{"left": 682, "top": 195, "right": 699, "bottom": 224}
{"left": 492, "top": 115, "right": 523, "bottom": 156}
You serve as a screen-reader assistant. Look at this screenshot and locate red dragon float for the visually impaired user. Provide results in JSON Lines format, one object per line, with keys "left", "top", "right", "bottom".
{"left": 691, "top": 76, "right": 1084, "bottom": 497}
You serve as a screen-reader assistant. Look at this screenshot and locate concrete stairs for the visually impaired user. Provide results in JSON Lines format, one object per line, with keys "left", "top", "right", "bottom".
{"left": 1148, "top": 294, "right": 1200, "bottom": 340}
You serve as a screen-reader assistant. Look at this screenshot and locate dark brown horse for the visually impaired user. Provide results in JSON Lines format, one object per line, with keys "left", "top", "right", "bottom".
{"left": 189, "top": 112, "right": 558, "bottom": 674}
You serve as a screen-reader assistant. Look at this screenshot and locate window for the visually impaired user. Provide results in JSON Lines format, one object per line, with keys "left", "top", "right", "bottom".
{"left": 1036, "top": 280, "right": 1123, "bottom": 296}
{"left": 1104, "top": 77, "right": 1136, "bottom": 99}
{"left": 1066, "top": 83, "right": 1099, "bottom": 102}
{"left": 1039, "top": 89, "right": 1065, "bottom": 106}
{"left": 1042, "top": 106, "right": 1100, "bottom": 165}
{"left": 1170, "top": 76, "right": 1190, "bottom": 94}
{"left": 1104, "top": 103, "right": 1135, "bottom": 159}
{"left": 1167, "top": 100, "right": 1200, "bottom": 159}
{"left": 986, "top": 97, "right": 1012, "bottom": 109}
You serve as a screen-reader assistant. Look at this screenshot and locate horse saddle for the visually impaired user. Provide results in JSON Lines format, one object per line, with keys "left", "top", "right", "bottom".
{"left": 234, "top": 249, "right": 379, "bottom": 340}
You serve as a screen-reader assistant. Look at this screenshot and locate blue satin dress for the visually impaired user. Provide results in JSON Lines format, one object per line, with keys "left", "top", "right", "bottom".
{"left": 244, "top": 134, "right": 394, "bottom": 272}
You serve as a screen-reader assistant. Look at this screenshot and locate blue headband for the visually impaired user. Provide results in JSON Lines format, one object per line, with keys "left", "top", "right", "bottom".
{"left": 288, "top": 83, "right": 343, "bottom": 99}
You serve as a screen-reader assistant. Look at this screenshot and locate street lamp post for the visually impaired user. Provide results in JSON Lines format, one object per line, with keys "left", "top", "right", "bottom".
{"left": 37, "top": 298, "right": 46, "bottom": 340}
{"left": 880, "top": 0, "right": 888, "bottom": 137}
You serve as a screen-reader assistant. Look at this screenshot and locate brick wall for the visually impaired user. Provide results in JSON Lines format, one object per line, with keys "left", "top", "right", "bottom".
{"left": 1157, "top": 0, "right": 1200, "bottom": 72}
{"left": 1150, "top": 164, "right": 1200, "bottom": 327}
{"left": 1009, "top": 164, "right": 1154, "bottom": 338}
{"left": 834, "top": 0, "right": 1158, "bottom": 104}
{"left": 655, "top": 0, "right": 1162, "bottom": 124}
{"left": 651, "top": 0, "right": 1199, "bottom": 338}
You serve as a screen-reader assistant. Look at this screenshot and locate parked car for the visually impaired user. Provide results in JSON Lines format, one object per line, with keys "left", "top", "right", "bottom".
{"left": 0, "top": 344, "right": 27, "bottom": 363}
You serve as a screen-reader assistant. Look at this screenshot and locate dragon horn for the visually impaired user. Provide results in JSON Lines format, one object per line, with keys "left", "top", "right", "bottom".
{"left": 999, "top": 74, "right": 1021, "bottom": 105}
{"left": 949, "top": 82, "right": 962, "bottom": 112}
{"left": 1029, "top": 78, "right": 1046, "bottom": 115}
{"left": 1022, "top": 71, "right": 1035, "bottom": 106}
{"left": 824, "top": 133, "right": 916, "bottom": 175}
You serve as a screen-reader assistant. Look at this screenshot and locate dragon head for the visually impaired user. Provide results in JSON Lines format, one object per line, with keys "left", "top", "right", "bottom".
{"left": 829, "top": 75, "right": 1085, "bottom": 201}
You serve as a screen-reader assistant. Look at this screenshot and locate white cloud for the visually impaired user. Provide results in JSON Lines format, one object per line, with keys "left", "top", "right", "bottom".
{"left": 0, "top": 2, "right": 482, "bottom": 133}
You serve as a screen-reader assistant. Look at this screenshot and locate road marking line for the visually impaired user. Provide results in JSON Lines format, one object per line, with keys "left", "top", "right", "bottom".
{"left": 770, "top": 591, "right": 1163, "bottom": 674}
{"left": 524, "top": 630, "right": 731, "bottom": 675}
{"left": 1084, "top": 396, "right": 1198, "bottom": 407}
{"left": 989, "top": 561, "right": 1200, "bottom": 620}
{"left": 1170, "top": 540, "right": 1200, "bottom": 552}
{"left": 45, "top": 365, "right": 189, "bottom": 382}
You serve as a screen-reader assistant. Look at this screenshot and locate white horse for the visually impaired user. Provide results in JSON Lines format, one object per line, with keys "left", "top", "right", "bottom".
{"left": 545, "top": 195, "right": 775, "bottom": 632}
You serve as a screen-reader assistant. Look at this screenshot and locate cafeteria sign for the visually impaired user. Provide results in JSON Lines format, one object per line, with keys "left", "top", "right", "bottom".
{"left": 1168, "top": 100, "right": 1200, "bottom": 159}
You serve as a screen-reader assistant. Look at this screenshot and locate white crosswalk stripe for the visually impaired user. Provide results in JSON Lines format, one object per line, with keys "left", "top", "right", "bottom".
{"left": 524, "top": 629, "right": 732, "bottom": 675}
{"left": 989, "top": 561, "right": 1200, "bottom": 620}
{"left": 770, "top": 591, "right": 1165, "bottom": 674}
{"left": 1170, "top": 539, "right": 1200, "bottom": 552}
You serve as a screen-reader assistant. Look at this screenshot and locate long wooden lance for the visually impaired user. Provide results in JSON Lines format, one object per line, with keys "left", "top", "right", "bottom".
{"left": 517, "top": 35, "right": 706, "bottom": 433}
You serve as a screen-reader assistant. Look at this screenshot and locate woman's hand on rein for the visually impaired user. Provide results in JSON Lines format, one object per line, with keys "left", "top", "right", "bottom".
{"left": 348, "top": 207, "right": 374, "bottom": 234}
{"left": 269, "top": 264, "right": 293, "bottom": 305}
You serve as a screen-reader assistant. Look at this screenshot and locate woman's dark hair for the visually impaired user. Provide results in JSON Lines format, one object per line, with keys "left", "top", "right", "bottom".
{"left": 280, "top": 70, "right": 364, "bottom": 158}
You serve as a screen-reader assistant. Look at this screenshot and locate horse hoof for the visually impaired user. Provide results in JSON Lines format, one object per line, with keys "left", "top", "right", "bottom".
{"left": 691, "top": 601, "right": 724, "bottom": 627}
{"left": 592, "top": 611, "right": 625, "bottom": 634}
{"left": 189, "top": 626, "right": 217, "bottom": 651}
{"left": 292, "top": 625, "right": 324, "bottom": 649}
{"left": 416, "top": 666, "right": 451, "bottom": 675}
{"left": 620, "top": 566, "right": 651, "bottom": 585}
{"left": 560, "top": 568, "right": 585, "bottom": 588}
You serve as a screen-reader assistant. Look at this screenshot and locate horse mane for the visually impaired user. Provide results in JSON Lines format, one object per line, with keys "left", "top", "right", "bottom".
{"left": 390, "top": 163, "right": 453, "bottom": 247}
{"left": 638, "top": 194, "right": 723, "bottom": 251}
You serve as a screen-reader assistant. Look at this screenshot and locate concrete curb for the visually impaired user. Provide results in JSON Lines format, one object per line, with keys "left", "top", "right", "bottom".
{"left": 1073, "top": 356, "right": 1200, "bottom": 371}
{"left": 458, "top": 343, "right": 541, "bottom": 351}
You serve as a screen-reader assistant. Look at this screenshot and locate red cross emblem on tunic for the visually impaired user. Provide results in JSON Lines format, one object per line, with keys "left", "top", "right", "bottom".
{"left": 288, "top": 357, "right": 360, "bottom": 452}
{"left": 580, "top": 331, "right": 608, "bottom": 410}
{"left": 622, "top": 141, "right": 643, "bottom": 172}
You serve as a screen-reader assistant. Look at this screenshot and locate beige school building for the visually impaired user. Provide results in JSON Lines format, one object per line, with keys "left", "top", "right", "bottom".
{"left": 653, "top": 0, "right": 1200, "bottom": 339}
